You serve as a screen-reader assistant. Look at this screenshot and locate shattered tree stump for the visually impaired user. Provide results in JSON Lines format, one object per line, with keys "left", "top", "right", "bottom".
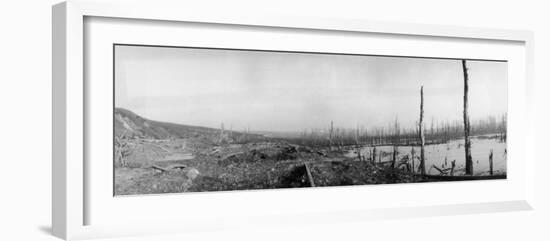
{"left": 305, "top": 163, "right": 316, "bottom": 187}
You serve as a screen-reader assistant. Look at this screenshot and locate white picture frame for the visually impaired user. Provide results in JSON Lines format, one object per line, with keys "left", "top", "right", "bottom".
{"left": 52, "top": 0, "right": 535, "bottom": 240}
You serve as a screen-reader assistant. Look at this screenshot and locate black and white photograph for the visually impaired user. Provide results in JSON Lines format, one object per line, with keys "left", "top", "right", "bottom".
{"left": 3, "top": 0, "right": 549, "bottom": 240}
{"left": 113, "top": 44, "right": 507, "bottom": 195}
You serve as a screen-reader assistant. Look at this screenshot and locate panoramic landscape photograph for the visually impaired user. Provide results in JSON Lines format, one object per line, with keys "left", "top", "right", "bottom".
{"left": 113, "top": 44, "right": 507, "bottom": 195}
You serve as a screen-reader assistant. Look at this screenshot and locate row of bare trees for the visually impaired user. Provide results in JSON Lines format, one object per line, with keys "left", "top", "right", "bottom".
{"left": 207, "top": 60, "right": 497, "bottom": 177}
{"left": 288, "top": 60, "right": 496, "bottom": 176}
{"left": 396, "top": 60, "right": 473, "bottom": 176}
{"left": 288, "top": 113, "right": 506, "bottom": 148}
{"left": 217, "top": 122, "right": 263, "bottom": 145}
{"left": 420, "top": 60, "right": 475, "bottom": 176}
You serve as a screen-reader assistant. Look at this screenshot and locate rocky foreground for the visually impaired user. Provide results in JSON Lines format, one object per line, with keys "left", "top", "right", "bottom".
{"left": 114, "top": 138, "right": 427, "bottom": 195}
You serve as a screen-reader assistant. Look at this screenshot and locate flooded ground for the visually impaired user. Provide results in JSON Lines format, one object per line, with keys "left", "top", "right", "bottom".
{"left": 346, "top": 135, "right": 506, "bottom": 175}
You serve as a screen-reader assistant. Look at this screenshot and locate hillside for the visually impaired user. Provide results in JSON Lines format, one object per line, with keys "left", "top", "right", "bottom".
{"left": 115, "top": 107, "right": 215, "bottom": 139}
{"left": 114, "top": 107, "right": 263, "bottom": 142}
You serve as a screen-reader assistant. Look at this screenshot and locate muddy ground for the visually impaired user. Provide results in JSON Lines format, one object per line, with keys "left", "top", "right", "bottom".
{"left": 114, "top": 136, "right": 439, "bottom": 195}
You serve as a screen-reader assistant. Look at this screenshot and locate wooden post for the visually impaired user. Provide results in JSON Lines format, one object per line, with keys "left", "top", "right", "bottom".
{"left": 419, "top": 86, "right": 426, "bottom": 175}
{"left": 462, "top": 60, "right": 474, "bottom": 175}
{"left": 489, "top": 149, "right": 494, "bottom": 176}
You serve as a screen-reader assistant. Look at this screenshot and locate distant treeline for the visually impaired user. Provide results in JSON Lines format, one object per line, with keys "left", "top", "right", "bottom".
{"left": 282, "top": 114, "right": 507, "bottom": 148}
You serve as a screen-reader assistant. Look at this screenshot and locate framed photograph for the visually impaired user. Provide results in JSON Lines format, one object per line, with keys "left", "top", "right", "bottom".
{"left": 53, "top": 0, "right": 535, "bottom": 240}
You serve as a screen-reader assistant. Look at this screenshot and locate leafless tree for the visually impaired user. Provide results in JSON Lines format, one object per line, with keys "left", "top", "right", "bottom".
{"left": 419, "top": 86, "right": 426, "bottom": 175}
{"left": 462, "top": 60, "right": 473, "bottom": 175}
{"left": 114, "top": 134, "right": 133, "bottom": 167}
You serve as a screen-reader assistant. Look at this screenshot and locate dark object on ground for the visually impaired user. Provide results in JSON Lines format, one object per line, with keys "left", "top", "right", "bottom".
{"left": 151, "top": 164, "right": 188, "bottom": 173}
{"left": 277, "top": 164, "right": 313, "bottom": 188}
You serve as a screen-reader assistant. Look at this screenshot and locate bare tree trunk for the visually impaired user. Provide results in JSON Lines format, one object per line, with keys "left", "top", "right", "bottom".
{"left": 410, "top": 147, "right": 416, "bottom": 181}
{"left": 450, "top": 160, "right": 456, "bottom": 176}
{"left": 462, "top": 60, "right": 474, "bottom": 175}
{"left": 392, "top": 117, "right": 399, "bottom": 168}
{"left": 489, "top": 149, "right": 494, "bottom": 176}
{"left": 329, "top": 121, "right": 334, "bottom": 150}
{"left": 304, "top": 163, "right": 316, "bottom": 187}
{"left": 372, "top": 146, "right": 377, "bottom": 164}
{"left": 355, "top": 125, "right": 362, "bottom": 161}
{"left": 419, "top": 86, "right": 426, "bottom": 175}
{"left": 219, "top": 123, "right": 225, "bottom": 145}
{"left": 391, "top": 147, "right": 396, "bottom": 168}
{"left": 335, "top": 128, "right": 339, "bottom": 150}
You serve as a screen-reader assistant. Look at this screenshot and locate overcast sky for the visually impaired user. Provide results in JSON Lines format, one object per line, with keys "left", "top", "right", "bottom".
{"left": 115, "top": 45, "right": 507, "bottom": 132}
